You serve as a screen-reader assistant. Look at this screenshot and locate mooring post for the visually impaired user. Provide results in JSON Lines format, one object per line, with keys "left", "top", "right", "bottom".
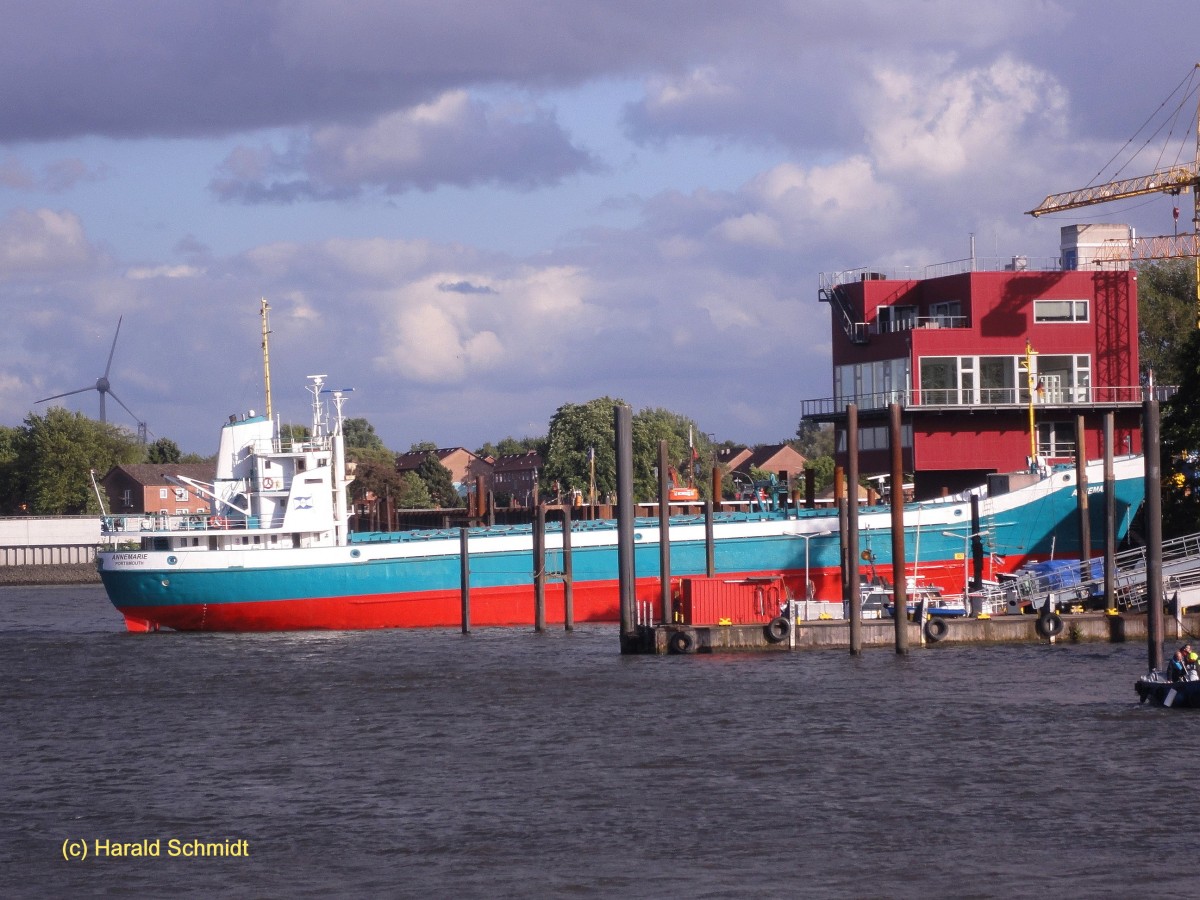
{"left": 534, "top": 503, "right": 546, "bottom": 633}
{"left": 846, "top": 403, "right": 862, "bottom": 655}
{"left": 657, "top": 441, "right": 672, "bottom": 625}
{"left": 805, "top": 467, "right": 815, "bottom": 509}
{"left": 561, "top": 503, "right": 574, "bottom": 631}
{"left": 615, "top": 405, "right": 637, "bottom": 642}
{"left": 704, "top": 497, "right": 715, "bottom": 577}
{"left": 1104, "top": 412, "right": 1117, "bottom": 615}
{"left": 711, "top": 465, "right": 722, "bottom": 513}
{"left": 1075, "top": 415, "right": 1091, "bottom": 581}
{"left": 460, "top": 526, "right": 470, "bottom": 634}
{"left": 1145, "top": 395, "right": 1163, "bottom": 673}
{"left": 889, "top": 403, "right": 907, "bottom": 655}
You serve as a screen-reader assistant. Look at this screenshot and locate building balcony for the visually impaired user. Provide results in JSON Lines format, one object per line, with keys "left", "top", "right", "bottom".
{"left": 800, "top": 384, "right": 1175, "bottom": 420}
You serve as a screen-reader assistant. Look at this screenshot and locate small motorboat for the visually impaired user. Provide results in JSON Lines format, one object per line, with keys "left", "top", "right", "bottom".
{"left": 1135, "top": 671, "right": 1200, "bottom": 708}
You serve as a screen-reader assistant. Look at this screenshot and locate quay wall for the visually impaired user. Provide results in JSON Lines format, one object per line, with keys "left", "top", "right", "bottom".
{"left": 0, "top": 516, "right": 102, "bottom": 584}
{"left": 639, "top": 612, "right": 1199, "bottom": 654}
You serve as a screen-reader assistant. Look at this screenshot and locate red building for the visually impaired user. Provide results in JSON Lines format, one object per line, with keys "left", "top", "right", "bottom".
{"left": 803, "top": 226, "right": 1151, "bottom": 499}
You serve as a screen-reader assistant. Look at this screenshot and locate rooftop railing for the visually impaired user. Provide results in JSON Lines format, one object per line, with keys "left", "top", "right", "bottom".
{"left": 800, "top": 384, "right": 1176, "bottom": 418}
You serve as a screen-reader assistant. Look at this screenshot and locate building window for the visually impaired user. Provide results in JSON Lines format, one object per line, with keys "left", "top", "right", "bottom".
{"left": 1034, "top": 299, "right": 1089, "bottom": 323}
{"left": 979, "top": 356, "right": 1017, "bottom": 404}
{"left": 929, "top": 301, "right": 963, "bottom": 327}
{"left": 919, "top": 357, "right": 959, "bottom": 405}
{"left": 174, "top": 487, "right": 189, "bottom": 502}
{"left": 121, "top": 489, "right": 132, "bottom": 507}
{"left": 159, "top": 488, "right": 169, "bottom": 499}
{"left": 1036, "top": 421, "right": 1077, "bottom": 458}
{"left": 877, "top": 305, "right": 917, "bottom": 334}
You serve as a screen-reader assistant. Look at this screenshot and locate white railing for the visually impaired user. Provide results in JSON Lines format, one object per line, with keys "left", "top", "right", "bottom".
{"left": 801, "top": 385, "right": 1175, "bottom": 418}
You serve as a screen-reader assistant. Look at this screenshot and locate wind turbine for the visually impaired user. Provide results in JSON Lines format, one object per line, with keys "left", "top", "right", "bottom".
{"left": 36, "top": 316, "right": 149, "bottom": 439}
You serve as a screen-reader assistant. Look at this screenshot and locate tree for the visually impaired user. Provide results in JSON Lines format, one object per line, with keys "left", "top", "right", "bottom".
{"left": 408, "top": 440, "right": 438, "bottom": 453}
{"left": 147, "top": 437, "right": 182, "bottom": 464}
{"left": 15, "top": 409, "right": 143, "bottom": 514}
{"left": 631, "top": 407, "right": 707, "bottom": 500}
{"left": 344, "top": 417, "right": 387, "bottom": 452}
{"left": 416, "top": 452, "right": 461, "bottom": 507}
{"left": 395, "top": 471, "right": 433, "bottom": 509}
{"left": 1160, "top": 328, "right": 1200, "bottom": 538}
{"left": 476, "top": 436, "right": 542, "bottom": 458}
{"left": 1138, "top": 259, "right": 1196, "bottom": 387}
{"left": 542, "top": 397, "right": 624, "bottom": 502}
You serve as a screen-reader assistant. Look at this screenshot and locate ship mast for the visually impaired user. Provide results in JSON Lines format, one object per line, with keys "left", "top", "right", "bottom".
{"left": 260, "top": 298, "right": 273, "bottom": 419}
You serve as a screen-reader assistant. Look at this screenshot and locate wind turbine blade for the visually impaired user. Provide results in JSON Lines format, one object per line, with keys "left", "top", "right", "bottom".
{"left": 36, "top": 385, "right": 95, "bottom": 404}
{"left": 106, "top": 389, "right": 141, "bottom": 427}
{"left": 104, "top": 316, "right": 123, "bottom": 378}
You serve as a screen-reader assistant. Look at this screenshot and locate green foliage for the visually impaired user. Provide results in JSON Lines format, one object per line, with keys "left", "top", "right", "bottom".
{"left": 1138, "top": 259, "right": 1197, "bottom": 386}
{"left": 476, "top": 436, "right": 543, "bottom": 458}
{"left": 409, "top": 440, "right": 438, "bottom": 453}
{"left": 396, "top": 471, "right": 433, "bottom": 509}
{"left": 1160, "top": 328, "right": 1200, "bottom": 538}
{"left": 631, "top": 407, "right": 708, "bottom": 500}
{"left": 542, "top": 397, "right": 624, "bottom": 501}
{"left": 343, "top": 417, "right": 387, "bottom": 452}
{"left": 794, "top": 420, "right": 834, "bottom": 460}
{"left": 10, "top": 409, "right": 143, "bottom": 514}
{"left": 416, "top": 452, "right": 461, "bottom": 508}
{"left": 146, "top": 437, "right": 182, "bottom": 464}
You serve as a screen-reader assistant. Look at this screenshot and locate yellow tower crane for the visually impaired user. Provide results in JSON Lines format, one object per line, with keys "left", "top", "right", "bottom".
{"left": 1027, "top": 64, "right": 1200, "bottom": 326}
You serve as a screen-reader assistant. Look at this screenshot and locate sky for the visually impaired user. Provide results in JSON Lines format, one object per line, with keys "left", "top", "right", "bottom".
{"left": 2, "top": 1, "right": 1199, "bottom": 456}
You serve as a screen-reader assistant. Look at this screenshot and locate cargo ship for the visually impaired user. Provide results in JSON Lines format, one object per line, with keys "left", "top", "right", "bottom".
{"left": 95, "top": 376, "right": 1146, "bottom": 632}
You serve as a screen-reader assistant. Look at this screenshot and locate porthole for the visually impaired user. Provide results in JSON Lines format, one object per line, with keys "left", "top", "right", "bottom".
{"left": 167, "top": 555, "right": 178, "bottom": 565}
{"left": 350, "top": 549, "right": 361, "bottom": 559}
{"left": 161, "top": 579, "right": 170, "bottom": 587}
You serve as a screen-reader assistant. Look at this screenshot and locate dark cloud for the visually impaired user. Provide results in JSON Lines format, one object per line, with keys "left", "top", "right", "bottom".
{"left": 209, "top": 94, "right": 598, "bottom": 202}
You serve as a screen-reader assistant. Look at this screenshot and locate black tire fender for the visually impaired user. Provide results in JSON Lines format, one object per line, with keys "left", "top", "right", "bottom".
{"left": 765, "top": 616, "right": 789, "bottom": 643}
{"left": 1036, "top": 612, "right": 1064, "bottom": 638}
{"left": 924, "top": 617, "right": 949, "bottom": 642}
{"left": 668, "top": 630, "right": 696, "bottom": 654}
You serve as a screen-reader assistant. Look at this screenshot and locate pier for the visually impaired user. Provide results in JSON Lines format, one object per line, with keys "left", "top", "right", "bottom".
{"left": 624, "top": 611, "right": 1197, "bottom": 654}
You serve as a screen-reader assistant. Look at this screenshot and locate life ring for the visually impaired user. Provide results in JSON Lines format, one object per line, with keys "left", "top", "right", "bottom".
{"left": 209, "top": 516, "right": 228, "bottom": 529}
{"left": 765, "top": 616, "right": 789, "bottom": 643}
{"left": 924, "top": 617, "right": 949, "bottom": 642}
{"left": 263, "top": 477, "right": 275, "bottom": 490}
{"left": 668, "top": 630, "right": 696, "bottom": 654}
{"left": 1036, "top": 612, "right": 1064, "bottom": 638}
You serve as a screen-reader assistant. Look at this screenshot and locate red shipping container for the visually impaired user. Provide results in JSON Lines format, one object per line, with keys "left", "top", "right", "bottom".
{"left": 679, "top": 576, "right": 788, "bottom": 625}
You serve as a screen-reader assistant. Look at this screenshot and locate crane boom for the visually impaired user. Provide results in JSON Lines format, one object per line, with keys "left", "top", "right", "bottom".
{"left": 1027, "top": 162, "right": 1200, "bottom": 217}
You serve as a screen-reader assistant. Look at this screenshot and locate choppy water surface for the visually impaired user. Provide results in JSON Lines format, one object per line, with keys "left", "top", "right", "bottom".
{"left": 3, "top": 585, "right": 1196, "bottom": 898}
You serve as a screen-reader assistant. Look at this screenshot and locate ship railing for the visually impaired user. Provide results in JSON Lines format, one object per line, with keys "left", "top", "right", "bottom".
{"left": 101, "top": 512, "right": 287, "bottom": 536}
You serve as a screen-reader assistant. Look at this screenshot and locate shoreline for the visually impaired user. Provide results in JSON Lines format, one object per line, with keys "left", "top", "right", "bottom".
{"left": 0, "top": 563, "right": 101, "bottom": 586}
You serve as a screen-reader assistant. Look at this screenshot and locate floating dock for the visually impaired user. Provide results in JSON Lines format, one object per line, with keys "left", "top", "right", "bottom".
{"left": 621, "top": 611, "right": 1200, "bottom": 655}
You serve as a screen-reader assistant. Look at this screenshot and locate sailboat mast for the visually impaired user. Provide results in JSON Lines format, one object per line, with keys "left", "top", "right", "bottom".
{"left": 260, "top": 298, "right": 273, "bottom": 419}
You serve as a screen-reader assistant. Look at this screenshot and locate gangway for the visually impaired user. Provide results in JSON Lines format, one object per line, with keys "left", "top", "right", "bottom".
{"left": 974, "top": 531, "right": 1200, "bottom": 615}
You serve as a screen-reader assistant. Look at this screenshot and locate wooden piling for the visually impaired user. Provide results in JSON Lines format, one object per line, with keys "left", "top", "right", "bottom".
{"left": 704, "top": 497, "right": 715, "bottom": 578}
{"left": 1103, "top": 412, "right": 1117, "bottom": 614}
{"left": 888, "top": 402, "right": 907, "bottom": 655}
{"left": 658, "top": 440, "right": 672, "bottom": 626}
{"left": 459, "top": 526, "right": 470, "bottom": 634}
{"left": 533, "top": 503, "right": 546, "bottom": 633}
{"left": 1075, "top": 415, "right": 1092, "bottom": 580}
{"left": 1144, "top": 395, "right": 1163, "bottom": 672}
{"left": 615, "top": 405, "right": 636, "bottom": 641}
{"left": 561, "top": 503, "right": 574, "bottom": 631}
{"left": 846, "top": 403, "right": 862, "bottom": 655}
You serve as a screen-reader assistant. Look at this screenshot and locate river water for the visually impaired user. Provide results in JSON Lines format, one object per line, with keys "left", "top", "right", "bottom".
{"left": 3, "top": 584, "right": 1195, "bottom": 898}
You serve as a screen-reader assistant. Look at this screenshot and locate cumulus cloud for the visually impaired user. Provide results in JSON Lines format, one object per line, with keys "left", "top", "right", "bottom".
{"left": 211, "top": 91, "right": 598, "bottom": 201}
{"left": 0, "top": 208, "right": 95, "bottom": 274}
{"left": 863, "top": 55, "right": 1068, "bottom": 180}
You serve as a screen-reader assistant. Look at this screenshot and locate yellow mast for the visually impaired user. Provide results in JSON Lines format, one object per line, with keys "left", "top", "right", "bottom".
{"left": 260, "top": 298, "right": 273, "bottom": 419}
{"left": 1024, "top": 340, "right": 1039, "bottom": 460}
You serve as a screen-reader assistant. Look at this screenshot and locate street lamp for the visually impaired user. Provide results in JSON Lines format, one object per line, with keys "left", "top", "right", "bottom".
{"left": 942, "top": 529, "right": 990, "bottom": 599}
{"left": 792, "top": 530, "right": 833, "bottom": 600}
